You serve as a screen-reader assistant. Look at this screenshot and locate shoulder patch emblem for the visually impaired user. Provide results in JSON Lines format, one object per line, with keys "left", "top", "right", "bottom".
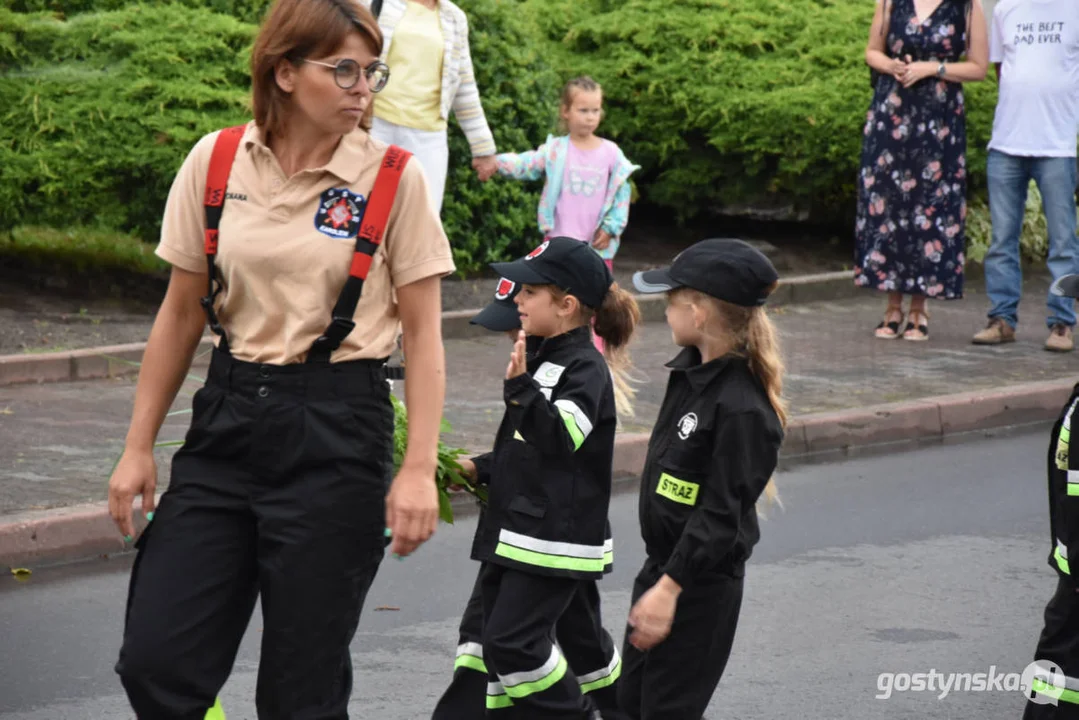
{"left": 534, "top": 361, "right": 566, "bottom": 388}
{"left": 677, "top": 412, "right": 698, "bottom": 441}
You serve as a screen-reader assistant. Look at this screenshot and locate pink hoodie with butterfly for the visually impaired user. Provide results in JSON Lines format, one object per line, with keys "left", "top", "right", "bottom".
{"left": 495, "top": 134, "right": 639, "bottom": 261}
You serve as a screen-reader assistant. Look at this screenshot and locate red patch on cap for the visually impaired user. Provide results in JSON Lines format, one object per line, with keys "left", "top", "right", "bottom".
{"left": 526, "top": 241, "right": 550, "bottom": 260}
{"left": 495, "top": 278, "right": 516, "bottom": 300}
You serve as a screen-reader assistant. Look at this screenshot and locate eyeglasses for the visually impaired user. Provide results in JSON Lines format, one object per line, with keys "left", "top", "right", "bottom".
{"left": 302, "top": 58, "right": 390, "bottom": 92}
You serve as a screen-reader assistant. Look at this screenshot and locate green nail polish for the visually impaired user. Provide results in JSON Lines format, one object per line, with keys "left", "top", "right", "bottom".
{"left": 124, "top": 535, "right": 133, "bottom": 543}
{"left": 384, "top": 528, "right": 392, "bottom": 537}
{"left": 146, "top": 511, "right": 155, "bottom": 522}
{"left": 393, "top": 553, "right": 403, "bottom": 561}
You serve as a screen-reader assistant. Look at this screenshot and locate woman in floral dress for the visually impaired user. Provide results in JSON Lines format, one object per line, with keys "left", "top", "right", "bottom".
{"left": 855, "top": 0, "right": 987, "bottom": 340}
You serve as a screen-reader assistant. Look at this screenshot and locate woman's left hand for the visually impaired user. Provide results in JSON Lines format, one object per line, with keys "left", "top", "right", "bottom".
{"left": 627, "top": 577, "right": 680, "bottom": 650}
{"left": 899, "top": 61, "right": 939, "bottom": 88}
{"left": 473, "top": 155, "right": 498, "bottom": 182}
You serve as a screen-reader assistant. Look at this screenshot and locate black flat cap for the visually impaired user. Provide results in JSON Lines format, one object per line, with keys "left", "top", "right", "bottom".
{"left": 632, "top": 238, "right": 779, "bottom": 307}
{"left": 490, "top": 237, "right": 613, "bottom": 309}
{"left": 470, "top": 277, "right": 522, "bottom": 332}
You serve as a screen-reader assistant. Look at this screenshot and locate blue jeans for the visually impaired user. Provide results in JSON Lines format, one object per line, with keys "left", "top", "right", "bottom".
{"left": 985, "top": 150, "right": 1079, "bottom": 329}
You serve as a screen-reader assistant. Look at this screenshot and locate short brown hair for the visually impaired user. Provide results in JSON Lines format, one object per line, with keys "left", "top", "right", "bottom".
{"left": 251, "top": 0, "right": 383, "bottom": 139}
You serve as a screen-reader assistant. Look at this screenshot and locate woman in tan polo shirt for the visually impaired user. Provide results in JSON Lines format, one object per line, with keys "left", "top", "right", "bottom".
{"left": 106, "top": 0, "right": 453, "bottom": 715}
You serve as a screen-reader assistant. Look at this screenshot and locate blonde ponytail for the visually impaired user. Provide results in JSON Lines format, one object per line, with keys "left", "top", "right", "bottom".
{"left": 685, "top": 284, "right": 787, "bottom": 514}
{"left": 592, "top": 283, "right": 641, "bottom": 418}
{"left": 743, "top": 303, "right": 785, "bottom": 512}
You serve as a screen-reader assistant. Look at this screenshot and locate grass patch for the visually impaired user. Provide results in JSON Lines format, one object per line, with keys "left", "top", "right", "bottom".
{"left": 1, "top": 225, "right": 168, "bottom": 274}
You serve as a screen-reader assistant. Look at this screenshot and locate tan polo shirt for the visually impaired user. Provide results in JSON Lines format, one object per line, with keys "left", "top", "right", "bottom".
{"left": 156, "top": 122, "right": 454, "bottom": 364}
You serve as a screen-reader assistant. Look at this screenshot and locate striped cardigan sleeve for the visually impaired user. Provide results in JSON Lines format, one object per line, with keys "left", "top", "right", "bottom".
{"left": 450, "top": 11, "right": 496, "bottom": 157}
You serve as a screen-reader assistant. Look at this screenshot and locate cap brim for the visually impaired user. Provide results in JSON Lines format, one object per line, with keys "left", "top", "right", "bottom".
{"left": 632, "top": 268, "right": 682, "bottom": 294}
{"left": 489, "top": 260, "right": 551, "bottom": 287}
{"left": 469, "top": 302, "right": 521, "bottom": 332}
{"left": 1051, "top": 274, "right": 1079, "bottom": 299}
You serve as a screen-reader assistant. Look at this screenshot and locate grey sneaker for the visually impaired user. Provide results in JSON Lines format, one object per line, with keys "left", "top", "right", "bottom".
{"left": 1046, "top": 324, "right": 1074, "bottom": 353}
{"left": 972, "top": 318, "right": 1016, "bottom": 345}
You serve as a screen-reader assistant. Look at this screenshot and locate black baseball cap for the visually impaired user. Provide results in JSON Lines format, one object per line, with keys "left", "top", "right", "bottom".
{"left": 470, "top": 277, "right": 522, "bottom": 332}
{"left": 490, "top": 237, "right": 613, "bottom": 309}
{"left": 1052, "top": 275, "right": 1079, "bottom": 299}
{"left": 632, "top": 238, "right": 779, "bottom": 307}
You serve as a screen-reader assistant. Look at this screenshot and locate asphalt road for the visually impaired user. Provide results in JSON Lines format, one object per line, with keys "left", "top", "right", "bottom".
{"left": 0, "top": 426, "right": 1059, "bottom": 719}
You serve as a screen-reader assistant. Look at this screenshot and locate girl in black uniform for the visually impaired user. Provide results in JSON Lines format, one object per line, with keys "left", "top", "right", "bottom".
{"left": 432, "top": 277, "right": 625, "bottom": 720}
{"left": 624, "top": 238, "right": 786, "bottom": 720}
{"left": 465, "top": 236, "right": 640, "bottom": 718}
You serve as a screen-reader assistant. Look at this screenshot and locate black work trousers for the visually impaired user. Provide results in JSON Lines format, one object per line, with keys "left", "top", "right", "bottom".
{"left": 618, "top": 559, "right": 744, "bottom": 720}
{"left": 115, "top": 348, "right": 394, "bottom": 719}
{"left": 432, "top": 562, "right": 624, "bottom": 720}
{"left": 478, "top": 563, "right": 599, "bottom": 718}
{"left": 1025, "top": 576, "right": 1079, "bottom": 719}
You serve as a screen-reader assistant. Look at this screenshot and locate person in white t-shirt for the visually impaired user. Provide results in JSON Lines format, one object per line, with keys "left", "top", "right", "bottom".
{"left": 973, "top": 0, "right": 1079, "bottom": 351}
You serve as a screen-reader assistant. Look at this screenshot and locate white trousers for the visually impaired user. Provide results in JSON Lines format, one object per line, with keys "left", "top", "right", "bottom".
{"left": 370, "top": 116, "right": 449, "bottom": 214}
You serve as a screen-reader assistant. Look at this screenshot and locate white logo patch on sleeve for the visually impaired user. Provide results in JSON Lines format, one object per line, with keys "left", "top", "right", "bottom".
{"left": 677, "top": 412, "right": 699, "bottom": 440}
{"left": 534, "top": 362, "right": 566, "bottom": 388}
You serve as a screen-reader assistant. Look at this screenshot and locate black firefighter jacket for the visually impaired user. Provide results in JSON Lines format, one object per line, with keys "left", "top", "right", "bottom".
{"left": 471, "top": 326, "right": 616, "bottom": 580}
{"left": 639, "top": 348, "right": 784, "bottom": 589}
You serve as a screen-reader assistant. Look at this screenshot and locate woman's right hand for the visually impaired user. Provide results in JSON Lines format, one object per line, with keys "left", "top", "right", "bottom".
{"left": 108, "top": 448, "right": 158, "bottom": 540}
{"left": 890, "top": 57, "right": 909, "bottom": 80}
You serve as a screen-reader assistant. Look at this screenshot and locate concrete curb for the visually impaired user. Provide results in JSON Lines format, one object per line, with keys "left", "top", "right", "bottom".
{"left": 3, "top": 371, "right": 1073, "bottom": 571}
{"left": 0, "top": 271, "right": 857, "bottom": 386}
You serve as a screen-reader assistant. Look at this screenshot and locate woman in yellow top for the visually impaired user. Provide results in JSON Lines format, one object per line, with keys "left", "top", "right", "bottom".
{"left": 107, "top": 0, "right": 453, "bottom": 715}
{"left": 364, "top": 0, "right": 498, "bottom": 213}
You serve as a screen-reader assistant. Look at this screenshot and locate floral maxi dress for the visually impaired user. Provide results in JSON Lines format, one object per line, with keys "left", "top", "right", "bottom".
{"left": 854, "top": 0, "right": 969, "bottom": 300}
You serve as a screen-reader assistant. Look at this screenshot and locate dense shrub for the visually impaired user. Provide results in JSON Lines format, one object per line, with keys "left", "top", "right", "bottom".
{"left": 2, "top": 0, "right": 270, "bottom": 23}
{"left": 0, "top": 0, "right": 559, "bottom": 273}
{"left": 0, "top": 5, "right": 253, "bottom": 237}
{"left": 523, "top": 0, "right": 998, "bottom": 224}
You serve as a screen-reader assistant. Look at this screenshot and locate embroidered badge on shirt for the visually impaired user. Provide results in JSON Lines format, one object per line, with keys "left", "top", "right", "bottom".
{"left": 314, "top": 188, "right": 365, "bottom": 239}
{"left": 677, "top": 412, "right": 698, "bottom": 441}
{"left": 534, "top": 361, "right": 566, "bottom": 388}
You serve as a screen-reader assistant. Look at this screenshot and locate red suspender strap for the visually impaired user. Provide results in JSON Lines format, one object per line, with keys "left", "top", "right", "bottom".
{"left": 203, "top": 125, "right": 245, "bottom": 255}
{"left": 307, "top": 145, "right": 412, "bottom": 363}
{"left": 348, "top": 144, "right": 411, "bottom": 280}
{"left": 201, "top": 124, "right": 246, "bottom": 350}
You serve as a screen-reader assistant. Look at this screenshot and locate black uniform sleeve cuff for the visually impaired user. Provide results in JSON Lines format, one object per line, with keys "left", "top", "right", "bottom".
{"left": 661, "top": 553, "right": 693, "bottom": 591}
{"left": 503, "top": 373, "right": 536, "bottom": 405}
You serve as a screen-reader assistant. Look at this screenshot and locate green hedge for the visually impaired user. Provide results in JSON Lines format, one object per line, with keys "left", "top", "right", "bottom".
{"left": 523, "top": 0, "right": 998, "bottom": 223}
{"left": 2, "top": 0, "right": 269, "bottom": 22}
{"left": 0, "top": 5, "right": 253, "bottom": 238}
{"left": 0, "top": 0, "right": 558, "bottom": 273}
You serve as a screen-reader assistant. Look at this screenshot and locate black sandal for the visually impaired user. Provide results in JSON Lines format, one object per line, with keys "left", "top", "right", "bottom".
{"left": 875, "top": 305, "right": 904, "bottom": 339}
{"left": 902, "top": 309, "right": 929, "bottom": 341}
